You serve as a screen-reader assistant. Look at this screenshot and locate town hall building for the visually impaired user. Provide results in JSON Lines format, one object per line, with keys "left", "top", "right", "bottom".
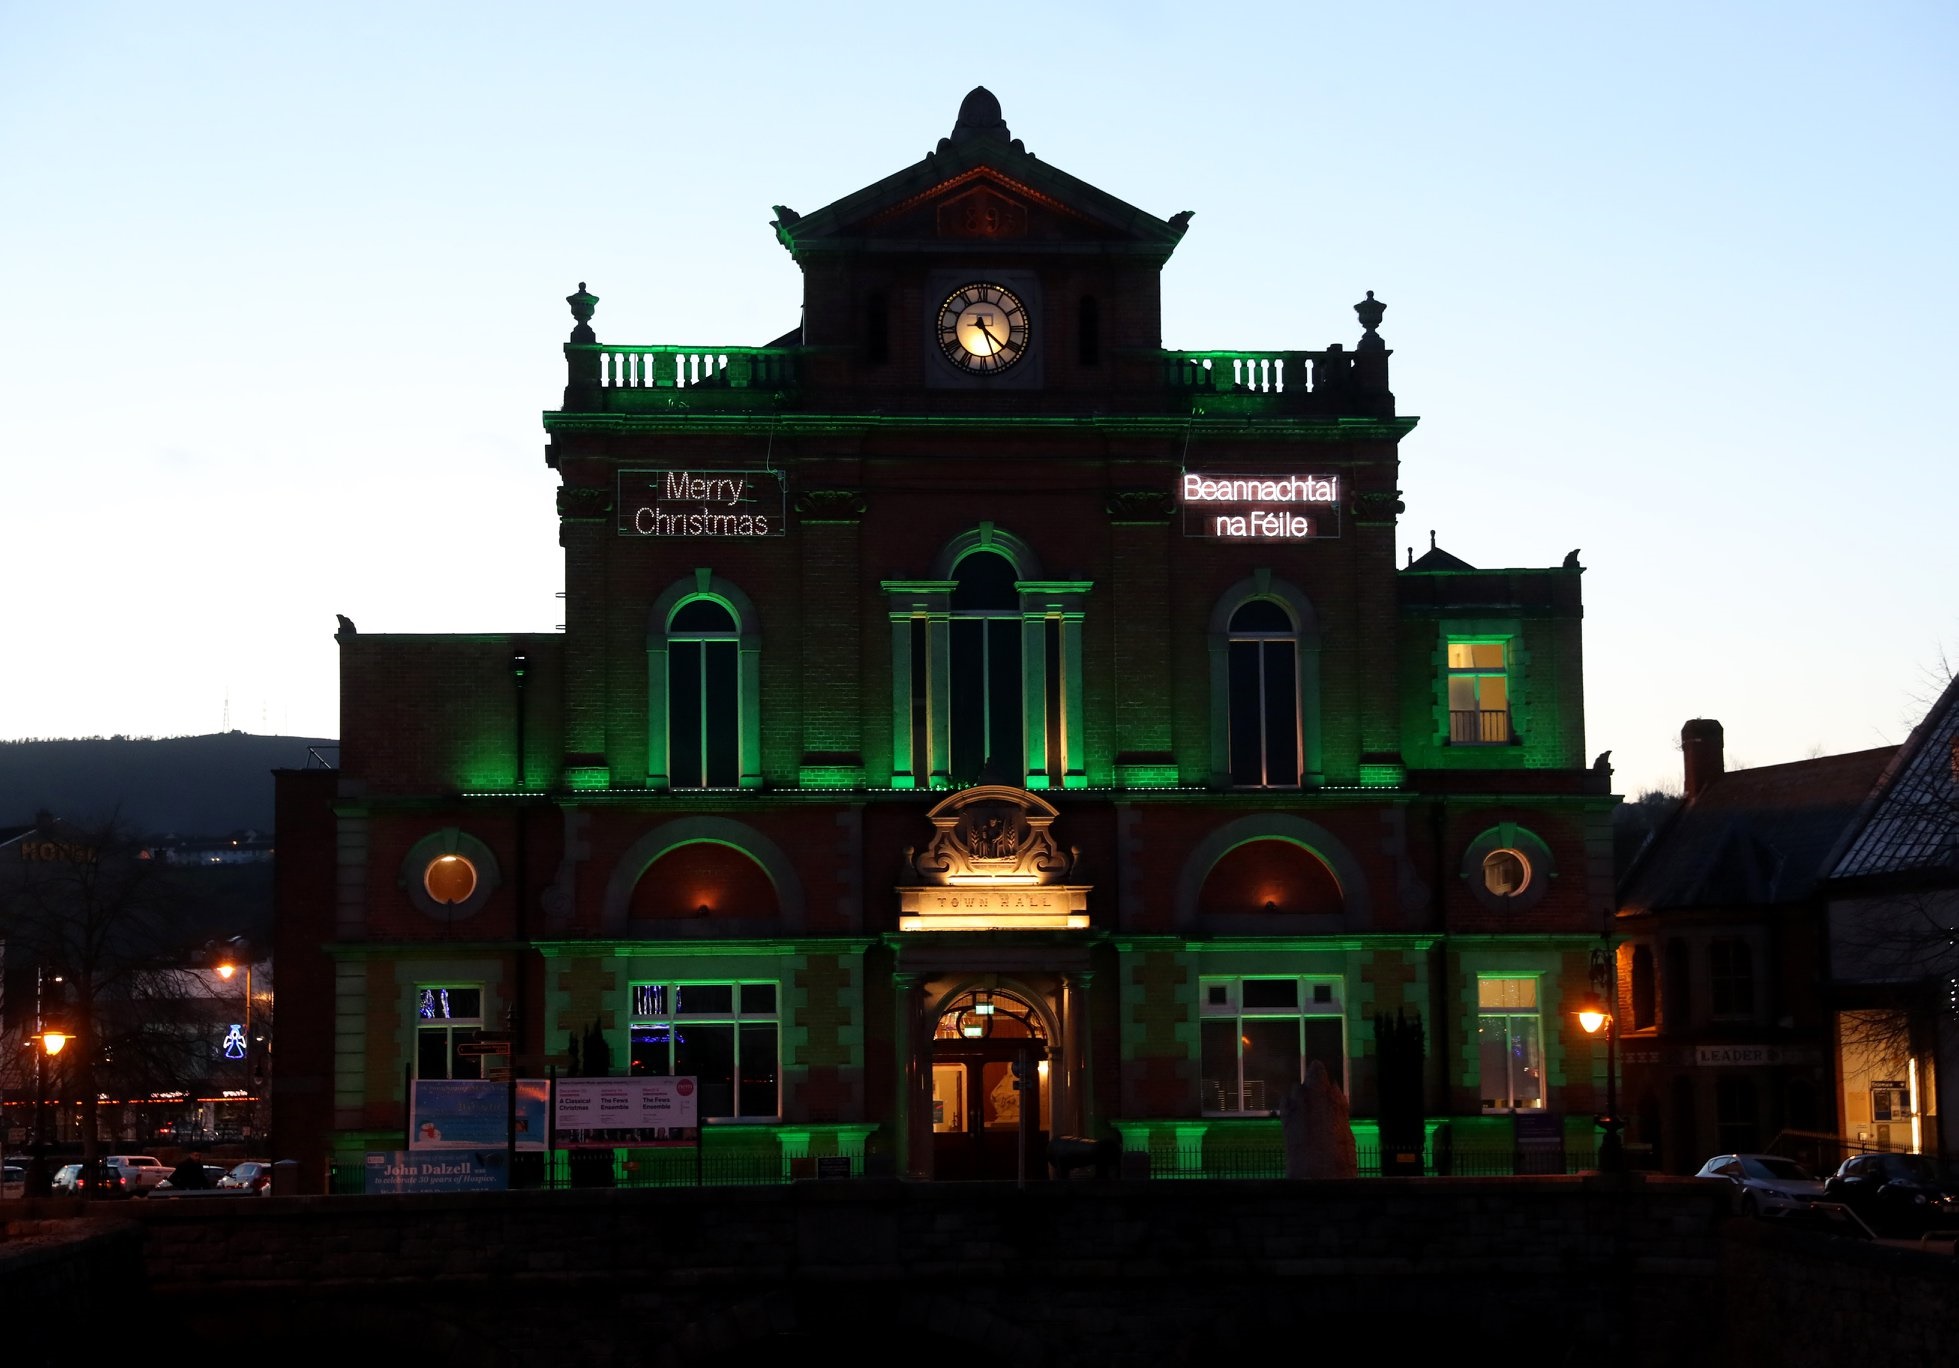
{"left": 274, "top": 89, "right": 1619, "bottom": 1189}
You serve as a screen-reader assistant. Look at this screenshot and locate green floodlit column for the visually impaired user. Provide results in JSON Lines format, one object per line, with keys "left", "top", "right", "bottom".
{"left": 738, "top": 639, "right": 762, "bottom": 789}
{"left": 1021, "top": 612, "right": 1048, "bottom": 786}
{"left": 645, "top": 641, "right": 671, "bottom": 789}
{"left": 888, "top": 615, "right": 914, "bottom": 788}
{"left": 926, "top": 615, "right": 952, "bottom": 789}
{"left": 1060, "top": 611, "right": 1087, "bottom": 787}
{"left": 893, "top": 973, "right": 920, "bottom": 1177}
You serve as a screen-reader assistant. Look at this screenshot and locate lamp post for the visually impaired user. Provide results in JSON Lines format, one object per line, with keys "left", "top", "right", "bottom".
{"left": 214, "top": 937, "right": 259, "bottom": 1140}
{"left": 25, "top": 968, "right": 68, "bottom": 1199}
{"left": 1576, "top": 946, "right": 1624, "bottom": 1173}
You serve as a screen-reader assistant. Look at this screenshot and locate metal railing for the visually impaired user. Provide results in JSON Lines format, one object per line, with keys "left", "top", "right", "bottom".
{"left": 1449, "top": 709, "right": 1512, "bottom": 744}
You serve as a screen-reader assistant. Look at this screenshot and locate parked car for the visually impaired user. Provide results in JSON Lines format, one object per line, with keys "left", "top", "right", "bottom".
{"left": 2, "top": 1164, "right": 23, "bottom": 1199}
{"left": 153, "top": 1162, "right": 233, "bottom": 1194}
{"left": 1694, "top": 1154, "right": 1828, "bottom": 1218}
{"left": 102, "top": 1154, "right": 169, "bottom": 1195}
{"left": 1824, "top": 1152, "right": 1959, "bottom": 1237}
{"left": 51, "top": 1162, "right": 129, "bottom": 1198}
{"left": 216, "top": 1160, "right": 275, "bottom": 1194}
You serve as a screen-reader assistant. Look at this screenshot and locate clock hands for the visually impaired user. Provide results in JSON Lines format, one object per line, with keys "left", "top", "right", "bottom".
{"left": 967, "top": 310, "right": 1004, "bottom": 354}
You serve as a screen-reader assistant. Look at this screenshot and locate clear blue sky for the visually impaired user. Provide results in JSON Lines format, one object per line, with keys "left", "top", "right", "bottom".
{"left": 4, "top": 1, "right": 1954, "bottom": 799}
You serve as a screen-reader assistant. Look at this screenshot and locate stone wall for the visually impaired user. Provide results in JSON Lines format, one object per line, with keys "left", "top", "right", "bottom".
{"left": 22, "top": 1177, "right": 1954, "bottom": 1367}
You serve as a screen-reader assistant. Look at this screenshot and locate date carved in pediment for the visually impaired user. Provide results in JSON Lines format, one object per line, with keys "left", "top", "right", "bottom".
{"left": 937, "top": 186, "right": 1028, "bottom": 240}
{"left": 905, "top": 785, "right": 1076, "bottom": 885}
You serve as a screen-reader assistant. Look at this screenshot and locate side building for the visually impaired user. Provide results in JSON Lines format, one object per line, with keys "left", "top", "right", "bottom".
{"left": 1614, "top": 721, "right": 1894, "bottom": 1173}
{"left": 274, "top": 90, "right": 1618, "bottom": 1190}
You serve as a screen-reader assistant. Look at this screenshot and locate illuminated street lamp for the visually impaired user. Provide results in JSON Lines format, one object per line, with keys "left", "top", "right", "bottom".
{"left": 1576, "top": 947, "right": 1624, "bottom": 1173}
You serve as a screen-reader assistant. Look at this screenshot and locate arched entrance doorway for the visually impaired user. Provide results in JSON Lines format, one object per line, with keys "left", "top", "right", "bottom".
{"left": 931, "top": 988, "right": 1049, "bottom": 1180}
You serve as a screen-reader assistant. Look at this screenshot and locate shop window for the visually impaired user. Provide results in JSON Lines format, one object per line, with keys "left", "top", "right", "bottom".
{"left": 1477, "top": 977, "right": 1543, "bottom": 1112}
{"left": 1709, "top": 939, "right": 1755, "bottom": 1020}
{"left": 1630, "top": 945, "right": 1656, "bottom": 1030}
{"left": 1715, "top": 1074, "right": 1758, "bottom": 1154}
{"left": 415, "top": 985, "right": 483, "bottom": 1080}
{"left": 1447, "top": 640, "right": 1512, "bottom": 744}
{"left": 629, "top": 981, "right": 779, "bottom": 1120}
{"left": 1226, "top": 599, "right": 1300, "bottom": 788}
{"left": 1199, "top": 976, "right": 1345, "bottom": 1114}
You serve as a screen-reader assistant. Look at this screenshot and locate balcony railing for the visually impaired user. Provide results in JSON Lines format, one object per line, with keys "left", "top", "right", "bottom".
{"left": 578, "top": 345, "right": 800, "bottom": 392}
{"left": 558, "top": 342, "right": 1389, "bottom": 415}
{"left": 1450, "top": 709, "right": 1513, "bottom": 744}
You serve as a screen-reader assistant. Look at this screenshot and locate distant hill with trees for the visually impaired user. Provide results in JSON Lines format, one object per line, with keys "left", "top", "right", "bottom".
{"left": 0, "top": 733, "right": 335, "bottom": 836}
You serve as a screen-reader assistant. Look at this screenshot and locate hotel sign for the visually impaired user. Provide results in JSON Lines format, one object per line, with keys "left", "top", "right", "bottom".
{"left": 1181, "top": 473, "right": 1341, "bottom": 541}
{"left": 617, "top": 468, "right": 786, "bottom": 538}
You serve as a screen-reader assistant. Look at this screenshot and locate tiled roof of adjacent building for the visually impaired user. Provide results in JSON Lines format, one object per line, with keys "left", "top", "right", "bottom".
{"left": 1831, "top": 675, "right": 1959, "bottom": 881}
{"left": 1620, "top": 746, "right": 1897, "bottom": 913}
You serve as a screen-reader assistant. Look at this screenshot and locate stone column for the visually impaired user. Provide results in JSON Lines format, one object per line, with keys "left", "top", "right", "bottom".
{"left": 1068, "top": 969, "right": 1098, "bottom": 1137}
{"left": 893, "top": 973, "right": 920, "bottom": 1177}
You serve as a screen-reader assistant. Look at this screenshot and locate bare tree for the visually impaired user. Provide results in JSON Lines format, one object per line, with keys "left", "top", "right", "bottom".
{"left": 2, "top": 815, "right": 227, "bottom": 1177}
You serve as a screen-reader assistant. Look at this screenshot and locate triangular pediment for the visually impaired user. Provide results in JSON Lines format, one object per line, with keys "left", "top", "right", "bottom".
{"left": 770, "top": 88, "right": 1189, "bottom": 259}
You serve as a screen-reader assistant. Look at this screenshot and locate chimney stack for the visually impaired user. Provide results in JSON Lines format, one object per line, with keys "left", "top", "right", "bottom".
{"left": 1681, "top": 719, "right": 1725, "bottom": 798}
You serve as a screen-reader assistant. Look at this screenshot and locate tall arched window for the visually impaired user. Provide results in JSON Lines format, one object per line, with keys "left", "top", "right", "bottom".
{"left": 883, "top": 526, "right": 1089, "bottom": 791}
{"left": 950, "top": 550, "right": 1023, "bottom": 787}
{"left": 1226, "top": 599, "right": 1300, "bottom": 787}
{"left": 648, "top": 574, "right": 761, "bottom": 790}
{"left": 668, "top": 598, "right": 740, "bottom": 788}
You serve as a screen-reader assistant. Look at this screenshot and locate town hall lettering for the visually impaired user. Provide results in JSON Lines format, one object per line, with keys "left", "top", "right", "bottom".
{"left": 617, "top": 468, "right": 787, "bottom": 539}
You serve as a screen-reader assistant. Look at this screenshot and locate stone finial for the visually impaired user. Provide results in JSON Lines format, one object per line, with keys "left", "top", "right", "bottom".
{"left": 566, "top": 282, "right": 599, "bottom": 344}
{"left": 952, "top": 86, "right": 1011, "bottom": 142}
{"left": 1355, "top": 289, "right": 1386, "bottom": 350}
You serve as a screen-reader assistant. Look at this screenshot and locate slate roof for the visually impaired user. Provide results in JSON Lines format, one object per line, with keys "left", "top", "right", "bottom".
{"left": 1832, "top": 674, "right": 1959, "bottom": 881}
{"left": 1619, "top": 746, "right": 1896, "bottom": 913}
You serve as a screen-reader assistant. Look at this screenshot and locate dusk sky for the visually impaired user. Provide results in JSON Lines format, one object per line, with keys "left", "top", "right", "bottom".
{"left": 3, "top": 1, "right": 1953, "bottom": 799}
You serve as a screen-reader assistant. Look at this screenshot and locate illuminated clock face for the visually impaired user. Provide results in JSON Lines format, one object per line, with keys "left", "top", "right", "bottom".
{"left": 937, "top": 282, "right": 1030, "bottom": 374}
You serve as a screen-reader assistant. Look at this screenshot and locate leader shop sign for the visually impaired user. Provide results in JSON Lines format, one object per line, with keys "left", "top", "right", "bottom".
{"left": 1180, "top": 473, "right": 1341, "bottom": 541}
{"left": 617, "top": 469, "right": 786, "bottom": 538}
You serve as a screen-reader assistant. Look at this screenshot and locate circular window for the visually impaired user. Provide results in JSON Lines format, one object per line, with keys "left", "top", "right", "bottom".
{"left": 425, "top": 854, "right": 478, "bottom": 905}
{"left": 400, "top": 829, "right": 499, "bottom": 921}
{"left": 1482, "top": 849, "right": 1530, "bottom": 897}
{"left": 1460, "top": 823, "right": 1554, "bottom": 913}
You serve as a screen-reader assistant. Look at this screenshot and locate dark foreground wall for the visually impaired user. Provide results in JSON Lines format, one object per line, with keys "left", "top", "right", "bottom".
{"left": 17, "top": 1177, "right": 1956, "bottom": 1367}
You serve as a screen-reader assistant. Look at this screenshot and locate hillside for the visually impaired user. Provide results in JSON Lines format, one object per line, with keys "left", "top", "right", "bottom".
{"left": 0, "top": 733, "right": 336, "bottom": 836}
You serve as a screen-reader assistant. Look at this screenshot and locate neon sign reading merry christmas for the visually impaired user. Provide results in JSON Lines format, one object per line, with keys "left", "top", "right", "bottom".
{"left": 617, "top": 469, "right": 787, "bottom": 538}
{"left": 1180, "top": 472, "right": 1341, "bottom": 541}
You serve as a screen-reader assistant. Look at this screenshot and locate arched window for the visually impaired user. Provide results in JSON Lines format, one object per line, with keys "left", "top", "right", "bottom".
{"left": 1209, "top": 576, "right": 1320, "bottom": 789}
{"left": 667, "top": 598, "right": 740, "bottom": 788}
{"left": 883, "top": 526, "right": 1089, "bottom": 791}
{"left": 1227, "top": 599, "right": 1299, "bottom": 787}
{"left": 647, "top": 574, "right": 761, "bottom": 790}
{"left": 950, "top": 550, "right": 1023, "bottom": 787}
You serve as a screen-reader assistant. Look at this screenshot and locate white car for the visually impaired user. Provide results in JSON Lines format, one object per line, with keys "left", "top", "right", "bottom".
{"left": 1695, "top": 1153, "right": 1828, "bottom": 1218}
{"left": 102, "top": 1154, "right": 170, "bottom": 1194}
